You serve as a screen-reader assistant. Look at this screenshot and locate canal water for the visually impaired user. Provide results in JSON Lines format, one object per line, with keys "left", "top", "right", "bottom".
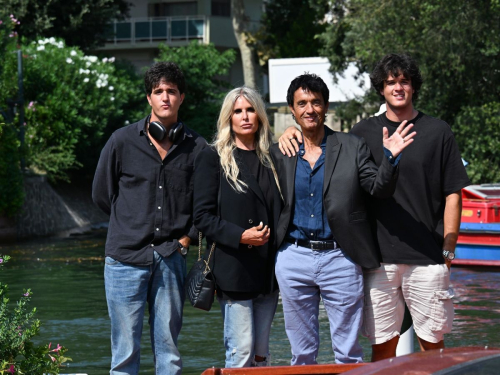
{"left": 1, "top": 231, "right": 499, "bottom": 374}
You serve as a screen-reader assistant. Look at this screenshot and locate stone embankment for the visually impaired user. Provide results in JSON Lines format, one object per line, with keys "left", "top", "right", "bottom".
{"left": 0, "top": 175, "right": 108, "bottom": 242}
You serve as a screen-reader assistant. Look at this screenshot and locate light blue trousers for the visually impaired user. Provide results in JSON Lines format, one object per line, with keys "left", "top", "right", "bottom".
{"left": 275, "top": 242, "right": 364, "bottom": 365}
{"left": 104, "top": 250, "right": 185, "bottom": 375}
{"left": 218, "top": 290, "right": 279, "bottom": 368}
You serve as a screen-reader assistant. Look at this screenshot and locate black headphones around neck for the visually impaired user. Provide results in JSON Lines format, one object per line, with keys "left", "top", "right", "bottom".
{"left": 147, "top": 115, "right": 184, "bottom": 143}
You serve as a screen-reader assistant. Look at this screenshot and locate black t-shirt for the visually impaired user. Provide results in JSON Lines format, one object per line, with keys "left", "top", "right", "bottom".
{"left": 236, "top": 148, "right": 275, "bottom": 215}
{"left": 351, "top": 112, "right": 470, "bottom": 265}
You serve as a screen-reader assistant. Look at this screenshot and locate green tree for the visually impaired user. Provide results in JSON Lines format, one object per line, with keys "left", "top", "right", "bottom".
{"left": 156, "top": 41, "right": 236, "bottom": 141}
{"left": 0, "top": 0, "right": 130, "bottom": 51}
{"left": 232, "top": 0, "right": 259, "bottom": 88}
{"left": 0, "top": 123, "right": 24, "bottom": 217}
{"left": 319, "top": 0, "right": 500, "bottom": 181}
{"left": 0, "top": 14, "right": 24, "bottom": 217}
{"left": 454, "top": 102, "right": 500, "bottom": 184}
{"left": 253, "top": 0, "right": 329, "bottom": 72}
{"left": 0, "top": 13, "right": 144, "bottom": 215}
{"left": 321, "top": 0, "right": 500, "bottom": 122}
{"left": 0, "top": 33, "right": 144, "bottom": 182}
{"left": 21, "top": 38, "right": 144, "bottom": 180}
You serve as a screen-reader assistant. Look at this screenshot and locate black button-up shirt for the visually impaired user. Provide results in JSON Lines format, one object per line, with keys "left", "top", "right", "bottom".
{"left": 92, "top": 117, "right": 206, "bottom": 265}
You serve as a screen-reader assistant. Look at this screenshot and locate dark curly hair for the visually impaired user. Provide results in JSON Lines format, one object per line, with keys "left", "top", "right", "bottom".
{"left": 286, "top": 73, "right": 329, "bottom": 106}
{"left": 144, "top": 61, "right": 186, "bottom": 95}
{"left": 370, "top": 54, "right": 423, "bottom": 101}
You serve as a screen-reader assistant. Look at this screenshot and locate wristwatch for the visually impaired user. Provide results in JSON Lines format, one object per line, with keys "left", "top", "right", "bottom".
{"left": 442, "top": 249, "right": 455, "bottom": 261}
{"left": 178, "top": 242, "right": 188, "bottom": 256}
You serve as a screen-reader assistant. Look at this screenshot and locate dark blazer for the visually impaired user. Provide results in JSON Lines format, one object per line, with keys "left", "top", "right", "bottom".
{"left": 270, "top": 126, "right": 398, "bottom": 269}
{"left": 193, "top": 146, "right": 281, "bottom": 294}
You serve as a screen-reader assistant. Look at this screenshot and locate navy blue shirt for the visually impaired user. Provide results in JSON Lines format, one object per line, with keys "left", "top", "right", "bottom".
{"left": 287, "top": 134, "right": 333, "bottom": 241}
{"left": 287, "top": 134, "right": 400, "bottom": 242}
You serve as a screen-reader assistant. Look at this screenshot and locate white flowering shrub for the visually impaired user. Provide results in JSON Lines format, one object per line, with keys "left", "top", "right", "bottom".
{"left": 1, "top": 26, "right": 144, "bottom": 182}
{"left": 19, "top": 37, "right": 146, "bottom": 180}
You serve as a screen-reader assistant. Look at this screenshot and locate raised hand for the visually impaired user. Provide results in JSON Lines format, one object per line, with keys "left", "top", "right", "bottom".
{"left": 383, "top": 120, "right": 416, "bottom": 157}
{"left": 240, "top": 221, "right": 270, "bottom": 246}
{"left": 278, "top": 126, "right": 303, "bottom": 157}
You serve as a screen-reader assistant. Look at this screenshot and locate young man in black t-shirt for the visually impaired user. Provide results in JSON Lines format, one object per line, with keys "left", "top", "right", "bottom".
{"left": 278, "top": 54, "right": 470, "bottom": 361}
{"left": 350, "top": 54, "right": 470, "bottom": 361}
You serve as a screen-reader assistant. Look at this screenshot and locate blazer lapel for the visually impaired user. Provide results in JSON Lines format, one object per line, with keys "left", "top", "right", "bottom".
{"left": 285, "top": 154, "right": 298, "bottom": 209}
{"left": 323, "top": 127, "right": 341, "bottom": 195}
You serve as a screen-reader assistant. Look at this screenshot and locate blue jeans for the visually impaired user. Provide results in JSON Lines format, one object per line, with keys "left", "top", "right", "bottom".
{"left": 275, "top": 242, "right": 364, "bottom": 365}
{"left": 104, "top": 250, "right": 186, "bottom": 375}
{"left": 218, "top": 290, "right": 279, "bottom": 368}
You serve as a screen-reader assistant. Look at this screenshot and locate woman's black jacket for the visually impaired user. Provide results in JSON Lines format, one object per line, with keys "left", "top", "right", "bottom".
{"left": 193, "top": 146, "right": 281, "bottom": 294}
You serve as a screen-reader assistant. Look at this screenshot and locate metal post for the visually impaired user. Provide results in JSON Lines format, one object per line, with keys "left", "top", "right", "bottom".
{"left": 396, "top": 325, "right": 415, "bottom": 356}
{"left": 16, "top": 49, "right": 26, "bottom": 171}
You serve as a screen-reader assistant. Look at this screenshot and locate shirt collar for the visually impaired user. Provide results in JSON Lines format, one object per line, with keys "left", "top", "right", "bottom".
{"left": 298, "top": 131, "right": 327, "bottom": 157}
{"left": 138, "top": 116, "right": 148, "bottom": 135}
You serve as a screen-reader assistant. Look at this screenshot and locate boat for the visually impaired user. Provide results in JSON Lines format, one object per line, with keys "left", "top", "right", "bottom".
{"left": 455, "top": 184, "right": 500, "bottom": 266}
{"left": 201, "top": 347, "right": 500, "bottom": 374}
{"left": 343, "top": 346, "right": 500, "bottom": 375}
{"left": 201, "top": 363, "right": 365, "bottom": 374}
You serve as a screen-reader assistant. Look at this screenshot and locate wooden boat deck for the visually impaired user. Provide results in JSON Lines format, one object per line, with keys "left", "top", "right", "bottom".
{"left": 201, "top": 363, "right": 366, "bottom": 374}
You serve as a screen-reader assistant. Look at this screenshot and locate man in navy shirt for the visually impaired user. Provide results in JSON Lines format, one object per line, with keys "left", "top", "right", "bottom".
{"left": 280, "top": 55, "right": 470, "bottom": 362}
{"left": 270, "top": 73, "right": 415, "bottom": 364}
{"left": 93, "top": 62, "right": 206, "bottom": 374}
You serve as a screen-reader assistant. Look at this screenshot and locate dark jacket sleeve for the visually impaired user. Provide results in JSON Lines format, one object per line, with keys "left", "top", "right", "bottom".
{"left": 92, "top": 134, "right": 120, "bottom": 215}
{"left": 193, "top": 147, "right": 245, "bottom": 250}
{"left": 187, "top": 140, "right": 208, "bottom": 242}
{"left": 357, "top": 136, "right": 399, "bottom": 199}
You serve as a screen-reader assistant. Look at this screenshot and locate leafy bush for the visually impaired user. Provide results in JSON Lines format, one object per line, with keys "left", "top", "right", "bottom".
{"left": 1, "top": 11, "right": 145, "bottom": 183}
{"left": 156, "top": 41, "right": 236, "bottom": 141}
{"left": 454, "top": 102, "right": 500, "bottom": 184}
{"left": 0, "top": 123, "right": 24, "bottom": 217}
{"left": 0, "top": 255, "right": 71, "bottom": 374}
{"left": 19, "top": 37, "right": 144, "bottom": 181}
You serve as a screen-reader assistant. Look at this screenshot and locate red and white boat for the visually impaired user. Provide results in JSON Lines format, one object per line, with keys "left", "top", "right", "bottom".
{"left": 456, "top": 184, "right": 500, "bottom": 267}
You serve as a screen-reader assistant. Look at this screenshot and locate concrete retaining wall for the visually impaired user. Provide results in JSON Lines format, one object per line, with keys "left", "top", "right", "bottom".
{"left": 0, "top": 175, "right": 108, "bottom": 241}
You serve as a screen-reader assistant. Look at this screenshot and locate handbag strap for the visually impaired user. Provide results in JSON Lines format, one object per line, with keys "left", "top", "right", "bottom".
{"left": 198, "top": 231, "right": 216, "bottom": 272}
{"left": 197, "top": 163, "right": 221, "bottom": 272}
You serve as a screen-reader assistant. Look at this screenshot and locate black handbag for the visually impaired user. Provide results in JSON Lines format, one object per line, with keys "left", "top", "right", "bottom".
{"left": 185, "top": 232, "right": 216, "bottom": 311}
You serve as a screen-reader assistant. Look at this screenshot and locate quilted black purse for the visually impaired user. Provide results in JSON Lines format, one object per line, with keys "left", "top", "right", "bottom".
{"left": 185, "top": 232, "right": 216, "bottom": 311}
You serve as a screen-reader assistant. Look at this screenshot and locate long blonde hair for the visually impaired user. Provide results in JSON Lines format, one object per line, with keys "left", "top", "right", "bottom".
{"left": 212, "top": 87, "right": 279, "bottom": 194}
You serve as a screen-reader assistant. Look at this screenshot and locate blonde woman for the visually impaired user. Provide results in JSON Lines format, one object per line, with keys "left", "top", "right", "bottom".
{"left": 193, "top": 87, "right": 281, "bottom": 368}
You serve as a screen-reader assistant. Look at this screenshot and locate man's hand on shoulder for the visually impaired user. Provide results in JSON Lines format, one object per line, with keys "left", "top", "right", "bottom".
{"left": 278, "top": 126, "right": 303, "bottom": 157}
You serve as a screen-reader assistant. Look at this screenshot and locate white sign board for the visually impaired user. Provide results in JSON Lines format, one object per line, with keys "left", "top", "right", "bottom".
{"left": 268, "top": 57, "right": 370, "bottom": 104}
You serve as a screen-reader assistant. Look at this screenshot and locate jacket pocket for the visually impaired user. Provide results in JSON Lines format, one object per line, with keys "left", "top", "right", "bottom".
{"left": 349, "top": 211, "right": 367, "bottom": 222}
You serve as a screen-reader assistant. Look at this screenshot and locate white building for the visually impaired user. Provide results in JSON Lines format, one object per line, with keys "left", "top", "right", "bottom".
{"left": 98, "top": 0, "right": 265, "bottom": 88}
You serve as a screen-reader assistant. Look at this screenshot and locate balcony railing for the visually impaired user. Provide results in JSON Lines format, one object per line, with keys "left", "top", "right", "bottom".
{"left": 105, "top": 16, "right": 207, "bottom": 45}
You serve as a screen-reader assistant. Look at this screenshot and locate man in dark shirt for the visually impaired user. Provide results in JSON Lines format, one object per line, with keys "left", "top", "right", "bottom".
{"left": 270, "top": 73, "right": 415, "bottom": 365}
{"left": 351, "top": 54, "right": 470, "bottom": 361}
{"left": 92, "top": 62, "right": 206, "bottom": 374}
